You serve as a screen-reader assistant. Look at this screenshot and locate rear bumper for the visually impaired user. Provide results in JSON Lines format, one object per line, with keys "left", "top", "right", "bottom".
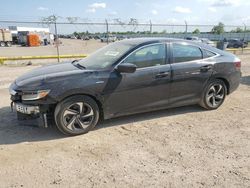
{"left": 228, "top": 71, "right": 241, "bottom": 94}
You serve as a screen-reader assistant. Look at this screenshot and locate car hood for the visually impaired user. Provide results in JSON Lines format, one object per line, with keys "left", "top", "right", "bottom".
{"left": 15, "top": 62, "right": 92, "bottom": 88}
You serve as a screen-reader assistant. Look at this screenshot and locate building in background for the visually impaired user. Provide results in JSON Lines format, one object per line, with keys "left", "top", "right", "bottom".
{"left": 8, "top": 26, "right": 53, "bottom": 46}
{"left": 8, "top": 26, "right": 50, "bottom": 34}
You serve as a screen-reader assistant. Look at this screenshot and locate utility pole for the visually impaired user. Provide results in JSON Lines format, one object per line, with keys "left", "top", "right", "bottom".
{"left": 243, "top": 23, "right": 246, "bottom": 41}
{"left": 149, "top": 20, "right": 152, "bottom": 36}
{"left": 105, "top": 19, "right": 109, "bottom": 44}
{"left": 54, "top": 20, "right": 60, "bottom": 62}
{"left": 185, "top": 20, "right": 188, "bottom": 38}
{"left": 41, "top": 14, "right": 60, "bottom": 62}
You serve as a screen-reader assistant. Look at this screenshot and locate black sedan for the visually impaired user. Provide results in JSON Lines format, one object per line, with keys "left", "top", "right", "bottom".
{"left": 227, "top": 39, "right": 248, "bottom": 48}
{"left": 9, "top": 38, "right": 241, "bottom": 136}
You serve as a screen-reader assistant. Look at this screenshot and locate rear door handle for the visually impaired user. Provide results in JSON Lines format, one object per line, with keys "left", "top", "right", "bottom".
{"left": 155, "top": 71, "right": 169, "bottom": 79}
{"left": 200, "top": 65, "right": 213, "bottom": 72}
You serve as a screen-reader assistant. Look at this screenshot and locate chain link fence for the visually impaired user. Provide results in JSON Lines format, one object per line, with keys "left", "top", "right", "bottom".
{"left": 0, "top": 19, "right": 249, "bottom": 64}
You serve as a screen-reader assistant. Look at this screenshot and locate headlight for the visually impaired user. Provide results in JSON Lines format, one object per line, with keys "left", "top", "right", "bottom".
{"left": 22, "top": 90, "right": 50, "bottom": 101}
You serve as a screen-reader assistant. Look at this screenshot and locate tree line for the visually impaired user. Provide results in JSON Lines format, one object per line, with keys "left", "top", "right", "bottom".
{"left": 72, "top": 22, "right": 249, "bottom": 37}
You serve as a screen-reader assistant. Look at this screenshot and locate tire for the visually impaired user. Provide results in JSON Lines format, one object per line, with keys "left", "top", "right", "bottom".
{"left": 199, "top": 79, "right": 227, "bottom": 110}
{"left": 54, "top": 95, "right": 99, "bottom": 136}
{"left": 6, "top": 42, "right": 12, "bottom": 47}
{"left": 0, "top": 42, "right": 5, "bottom": 47}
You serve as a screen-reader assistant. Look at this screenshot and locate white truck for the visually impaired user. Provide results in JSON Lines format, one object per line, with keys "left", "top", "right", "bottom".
{"left": 100, "top": 34, "right": 117, "bottom": 43}
{"left": 0, "top": 29, "right": 12, "bottom": 47}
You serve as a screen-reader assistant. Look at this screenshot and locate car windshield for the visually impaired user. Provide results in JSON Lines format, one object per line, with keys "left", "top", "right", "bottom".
{"left": 77, "top": 42, "right": 134, "bottom": 69}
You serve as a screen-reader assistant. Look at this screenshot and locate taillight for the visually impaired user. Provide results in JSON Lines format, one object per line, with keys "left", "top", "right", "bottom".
{"left": 234, "top": 61, "right": 241, "bottom": 71}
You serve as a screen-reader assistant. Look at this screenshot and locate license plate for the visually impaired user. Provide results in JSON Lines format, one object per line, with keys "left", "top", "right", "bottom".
{"left": 16, "top": 103, "right": 29, "bottom": 114}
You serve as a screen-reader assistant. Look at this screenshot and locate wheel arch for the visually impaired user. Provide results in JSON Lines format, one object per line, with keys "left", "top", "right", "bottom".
{"left": 56, "top": 93, "right": 104, "bottom": 120}
{"left": 213, "top": 76, "right": 230, "bottom": 95}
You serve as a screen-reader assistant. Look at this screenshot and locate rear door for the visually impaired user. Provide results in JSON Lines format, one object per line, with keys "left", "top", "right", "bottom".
{"left": 169, "top": 42, "right": 215, "bottom": 106}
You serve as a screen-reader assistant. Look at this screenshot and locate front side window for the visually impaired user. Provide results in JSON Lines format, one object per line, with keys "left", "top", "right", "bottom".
{"left": 173, "top": 43, "right": 203, "bottom": 63}
{"left": 123, "top": 43, "right": 166, "bottom": 68}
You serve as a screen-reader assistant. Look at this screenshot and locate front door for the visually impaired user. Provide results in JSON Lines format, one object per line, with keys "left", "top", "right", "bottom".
{"left": 103, "top": 43, "right": 171, "bottom": 118}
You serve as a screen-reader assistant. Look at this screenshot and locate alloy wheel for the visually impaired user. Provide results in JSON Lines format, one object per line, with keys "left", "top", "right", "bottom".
{"left": 206, "top": 84, "right": 225, "bottom": 108}
{"left": 62, "top": 102, "right": 94, "bottom": 131}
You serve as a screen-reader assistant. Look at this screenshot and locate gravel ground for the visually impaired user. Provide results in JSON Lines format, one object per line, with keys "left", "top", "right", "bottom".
{"left": 0, "top": 39, "right": 106, "bottom": 57}
{"left": 0, "top": 39, "right": 106, "bottom": 66}
{"left": 0, "top": 54, "right": 249, "bottom": 188}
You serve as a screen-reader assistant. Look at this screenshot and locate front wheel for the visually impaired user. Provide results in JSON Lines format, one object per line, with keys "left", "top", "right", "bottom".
{"left": 200, "top": 79, "right": 227, "bottom": 110}
{"left": 54, "top": 95, "right": 99, "bottom": 136}
{"left": 0, "top": 42, "right": 5, "bottom": 47}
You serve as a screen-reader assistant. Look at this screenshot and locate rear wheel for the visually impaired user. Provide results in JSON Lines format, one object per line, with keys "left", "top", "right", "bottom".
{"left": 54, "top": 95, "right": 99, "bottom": 136}
{"left": 200, "top": 79, "right": 227, "bottom": 110}
{"left": 6, "top": 42, "right": 12, "bottom": 47}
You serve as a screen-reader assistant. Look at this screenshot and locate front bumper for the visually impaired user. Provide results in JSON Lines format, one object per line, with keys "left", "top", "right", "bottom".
{"left": 15, "top": 103, "right": 40, "bottom": 114}
{"left": 12, "top": 102, "right": 49, "bottom": 128}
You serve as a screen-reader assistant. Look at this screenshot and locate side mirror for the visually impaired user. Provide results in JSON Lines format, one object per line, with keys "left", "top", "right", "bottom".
{"left": 116, "top": 63, "right": 137, "bottom": 73}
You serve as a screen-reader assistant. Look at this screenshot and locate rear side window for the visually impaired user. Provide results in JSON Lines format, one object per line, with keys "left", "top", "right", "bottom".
{"left": 204, "top": 50, "right": 216, "bottom": 58}
{"left": 172, "top": 43, "right": 202, "bottom": 63}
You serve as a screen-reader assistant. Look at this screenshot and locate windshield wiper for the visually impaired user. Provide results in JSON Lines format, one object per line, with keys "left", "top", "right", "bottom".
{"left": 72, "top": 60, "right": 86, "bottom": 69}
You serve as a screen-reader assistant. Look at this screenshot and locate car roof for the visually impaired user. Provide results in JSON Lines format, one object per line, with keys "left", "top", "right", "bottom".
{"left": 119, "top": 37, "right": 191, "bottom": 48}
{"left": 118, "top": 37, "right": 235, "bottom": 57}
{"left": 119, "top": 37, "right": 208, "bottom": 48}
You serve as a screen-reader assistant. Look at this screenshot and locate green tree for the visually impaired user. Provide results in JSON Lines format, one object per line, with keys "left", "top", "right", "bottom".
{"left": 231, "top": 27, "right": 244, "bottom": 33}
{"left": 192, "top": 28, "right": 200, "bottom": 34}
{"left": 235, "top": 27, "right": 244, "bottom": 33}
{"left": 161, "top": 30, "right": 167, "bottom": 34}
{"left": 211, "top": 22, "right": 225, "bottom": 34}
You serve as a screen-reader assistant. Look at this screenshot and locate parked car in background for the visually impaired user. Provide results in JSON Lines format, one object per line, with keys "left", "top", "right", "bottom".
{"left": 185, "top": 36, "right": 202, "bottom": 42}
{"left": 227, "top": 39, "right": 248, "bottom": 48}
{"left": 70, "top": 35, "right": 77, "bottom": 39}
{"left": 201, "top": 38, "right": 216, "bottom": 47}
{"left": 100, "top": 35, "right": 117, "bottom": 42}
{"left": 117, "top": 35, "right": 127, "bottom": 40}
{"left": 81, "top": 36, "right": 90, "bottom": 40}
{"left": 9, "top": 38, "right": 241, "bottom": 136}
{"left": 186, "top": 37, "right": 216, "bottom": 47}
{"left": 94, "top": 35, "right": 100, "bottom": 40}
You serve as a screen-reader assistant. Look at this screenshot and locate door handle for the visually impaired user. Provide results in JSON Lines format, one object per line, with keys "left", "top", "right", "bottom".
{"left": 200, "top": 65, "right": 213, "bottom": 72}
{"left": 155, "top": 71, "right": 169, "bottom": 79}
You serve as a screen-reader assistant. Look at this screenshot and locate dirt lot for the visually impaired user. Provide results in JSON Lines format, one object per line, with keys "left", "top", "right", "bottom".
{"left": 0, "top": 54, "right": 249, "bottom": 188}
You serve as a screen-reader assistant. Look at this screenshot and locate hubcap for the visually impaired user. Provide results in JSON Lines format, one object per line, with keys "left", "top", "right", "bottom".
{"left": 206, "top": 84, "right": 225, "bottom": 108}
{"left": 62, "top": 102, "right": 94, "bottom": 131}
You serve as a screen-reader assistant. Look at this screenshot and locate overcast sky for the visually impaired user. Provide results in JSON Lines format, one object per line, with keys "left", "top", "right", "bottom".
{"left": 0, "top": 0, "right": 250, "bottom": 25}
